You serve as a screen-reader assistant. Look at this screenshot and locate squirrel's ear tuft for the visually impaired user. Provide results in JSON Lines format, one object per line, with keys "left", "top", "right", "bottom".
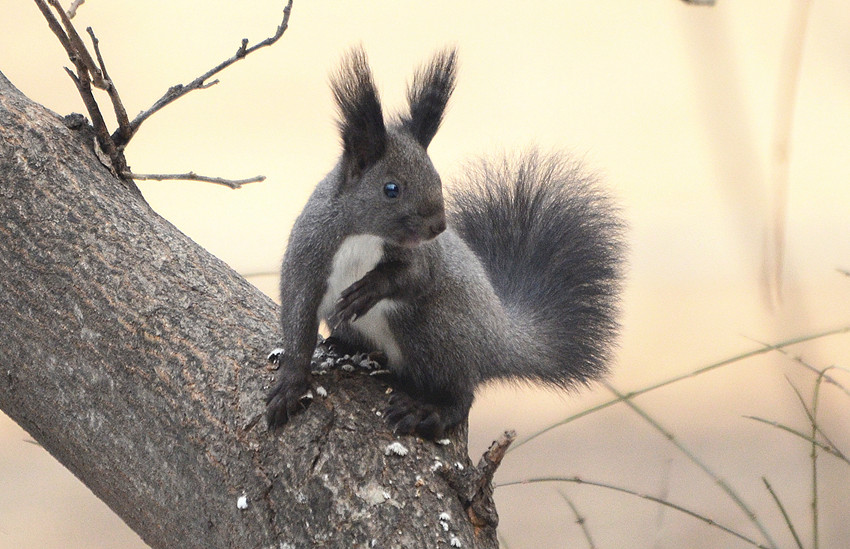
{"left": 403, "top": 48, "right": 458, "bottom": 149}
{"left": 330, "top": 47, "right": 387, "bottom": 175}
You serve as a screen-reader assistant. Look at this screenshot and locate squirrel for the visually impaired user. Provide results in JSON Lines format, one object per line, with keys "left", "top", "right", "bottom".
{"left": 265, "top": 47, "right": 625, "bottom": 440}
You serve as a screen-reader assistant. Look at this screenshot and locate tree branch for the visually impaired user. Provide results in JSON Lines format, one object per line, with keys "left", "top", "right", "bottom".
{"left": 116, "top": 0, "right": 294, "bottom": 147}
{"left": 0, "top": 71, "right": 499, "bottom": 548}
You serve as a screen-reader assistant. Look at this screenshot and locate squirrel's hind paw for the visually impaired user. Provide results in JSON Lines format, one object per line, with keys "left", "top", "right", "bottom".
{"left": 385, "top": 392, "right": 451, "bottom": 440}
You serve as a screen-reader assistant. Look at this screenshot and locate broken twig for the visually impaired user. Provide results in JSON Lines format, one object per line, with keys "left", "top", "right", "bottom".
{"left": 440, "top": 430, "right": 516, "bottom": 529}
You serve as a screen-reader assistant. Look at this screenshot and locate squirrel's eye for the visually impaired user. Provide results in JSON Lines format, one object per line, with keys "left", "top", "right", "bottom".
{"left": 383, "top": 182, "right": 400, "bottom": 199}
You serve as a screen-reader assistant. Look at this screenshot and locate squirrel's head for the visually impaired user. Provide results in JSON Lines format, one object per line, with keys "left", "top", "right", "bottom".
{"left": 330, "top": 47, "right": 457, "bottom": 247}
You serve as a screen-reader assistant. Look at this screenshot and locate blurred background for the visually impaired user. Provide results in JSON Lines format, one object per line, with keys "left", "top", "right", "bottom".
{"left": 1, "top": 1, "right": 848, "bottom": 547}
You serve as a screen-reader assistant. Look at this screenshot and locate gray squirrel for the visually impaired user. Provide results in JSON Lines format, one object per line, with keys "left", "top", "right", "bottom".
{"left": 265, "top": 47, "right": 624, "bottom": 439}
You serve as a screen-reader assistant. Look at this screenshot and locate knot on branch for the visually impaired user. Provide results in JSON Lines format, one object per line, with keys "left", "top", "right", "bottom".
{"left": 63, "top": 112, "right": 87, "bottom": 130}
{"left": 237, "top": 38, "right": 249, "bottom": 58}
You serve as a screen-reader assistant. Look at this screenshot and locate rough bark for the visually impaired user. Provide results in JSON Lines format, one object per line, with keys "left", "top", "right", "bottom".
{"left": 0, "top": 72, "right": 499, "bottom": 548}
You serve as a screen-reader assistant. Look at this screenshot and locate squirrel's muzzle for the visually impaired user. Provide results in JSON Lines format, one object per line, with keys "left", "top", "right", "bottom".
{"left": 428, "top": 216, "right": 447, "bottom": 238}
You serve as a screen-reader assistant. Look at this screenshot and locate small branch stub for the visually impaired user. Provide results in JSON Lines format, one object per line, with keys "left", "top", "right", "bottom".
{"left": 475, "top": 430, "right": 516, "bottom": 490}
{"left": 440, "top": 430, "right": 516, "bottom": 529}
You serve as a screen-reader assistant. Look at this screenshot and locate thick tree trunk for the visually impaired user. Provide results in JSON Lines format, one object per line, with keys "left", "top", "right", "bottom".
{"left": 0, "top": 72, "right": 498, "bottom": 548}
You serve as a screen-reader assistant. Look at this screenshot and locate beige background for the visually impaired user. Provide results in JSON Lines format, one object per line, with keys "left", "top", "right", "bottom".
{"left": 2, "top": 1, "right": 849, "bottom": 547}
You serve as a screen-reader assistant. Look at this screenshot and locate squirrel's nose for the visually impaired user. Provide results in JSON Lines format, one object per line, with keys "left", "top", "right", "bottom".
{"left": 429, "top": 216, "right": 446, "bottom": 238}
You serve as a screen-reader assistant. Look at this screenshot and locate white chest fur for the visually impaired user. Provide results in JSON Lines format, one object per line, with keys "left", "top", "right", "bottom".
{"left": 318, "top": 234, "right": 402, "bottom": 366}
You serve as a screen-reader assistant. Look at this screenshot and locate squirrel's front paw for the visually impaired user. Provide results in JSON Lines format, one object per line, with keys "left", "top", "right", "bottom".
{"left": 265, "top": 371, "right": 313, "bottom": 430}
{"left": 384, "top": 392, "right": 450, "bottom": 440}
{"left": 331, "top": 271, "right": 388, "bottom": 326}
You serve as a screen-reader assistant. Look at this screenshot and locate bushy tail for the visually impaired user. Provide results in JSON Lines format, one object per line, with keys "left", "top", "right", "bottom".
{"left": 448, "top": 150, "right": 625, "bottom": 386}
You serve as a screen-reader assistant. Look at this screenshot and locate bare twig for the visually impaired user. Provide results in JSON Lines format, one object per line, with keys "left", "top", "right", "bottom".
{"left": 126, "top": 172, "right": 266, "bottom": 190}
{"left": 762, "top": 477, "right": 805, "bottom": 549}
{"left": 35, "top": 0, "right": 126, "bottom": 175}
{"left": 67, "top": 0, "right": 85, "bottom": 19}
{"left": 497, "top": 477, "right": 769, "bottom": 549}
{"left": 86, "top": 26, "right": 131, "bottom": 144}
{"left": 33, "top": 0, "right": 74, "bottom": 54}
{"left": 36, "top": 1, "right": 291, "bottom": 188}
{"left": 116, "top": 0, "right": 294, "bottom": 147}
{"left": 46, "top": 0, "right": 104, "bottom": 87}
